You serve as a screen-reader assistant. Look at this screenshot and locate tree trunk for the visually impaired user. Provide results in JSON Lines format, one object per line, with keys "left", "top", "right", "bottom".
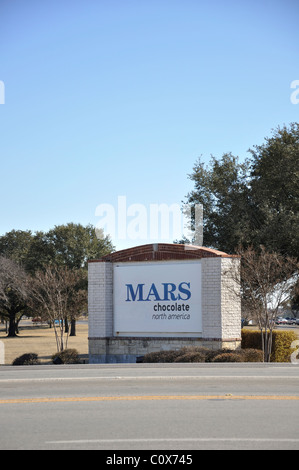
{"left": 70, "top": 318, "right": 76, "bottom": 336}
{"left": 7, "top": 312, "right": 18, "bottom": 337}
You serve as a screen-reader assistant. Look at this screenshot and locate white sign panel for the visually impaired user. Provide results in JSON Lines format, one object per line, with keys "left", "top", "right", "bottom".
{"left": 113, "top": 262, "right": 202, "bottom": 336}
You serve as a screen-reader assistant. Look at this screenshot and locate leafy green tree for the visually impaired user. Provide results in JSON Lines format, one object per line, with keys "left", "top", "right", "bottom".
{"left": 45, "top": 223, "right": 114, "bottom": 269}
{"left": 186, "top": 153, "right": 252, "bottom": 252}
{"left": 249, "top": 123, "right": 299, "bottom": 258}
{"left": 25, "top": 231, "right": 56, "bottom": 273}
{"left": 0, "top": 257, "right": 30, "bottom": 337}
{"left": 0, "top": 223, "right": 113, "bottom": 334}
{"left": 0, "top": 230, "right": 33, "bottom": 267}
{"left": 185, "top": 123, "right": 299, "bottom": 258}
{"left": 0, "top": 223, "right": 114, "bottom": 273}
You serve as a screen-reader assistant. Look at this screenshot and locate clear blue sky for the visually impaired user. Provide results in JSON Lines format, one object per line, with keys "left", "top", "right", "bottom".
{"left": 0, "top": 0, "right": 298, "bottom": 250}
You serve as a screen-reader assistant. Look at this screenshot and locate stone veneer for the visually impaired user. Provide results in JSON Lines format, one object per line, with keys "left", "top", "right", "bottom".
{"left": 88, "top": 243, "right": 241, "bottom": 363}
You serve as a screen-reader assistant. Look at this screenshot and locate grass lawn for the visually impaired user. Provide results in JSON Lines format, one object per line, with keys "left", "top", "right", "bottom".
{"left": 0, "top": 320, "right": 88, "bottom": 365}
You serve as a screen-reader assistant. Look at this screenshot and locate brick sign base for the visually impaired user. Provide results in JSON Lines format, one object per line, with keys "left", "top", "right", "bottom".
{"left": 88, "top": 243, "right": 241, "bottom": 364}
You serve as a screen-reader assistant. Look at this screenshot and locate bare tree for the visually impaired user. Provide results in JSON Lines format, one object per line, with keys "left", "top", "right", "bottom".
{"left": 0, "top": 256, "right": 30, "bottom": 337}
{"left": 68, "top": 285, "right": 87, "bottom": 336}
{"left": 229, "top": 247, "right": 299, "bottom": 362}
{"left": 30, "top": 265, "right": 87, "bottom": 352}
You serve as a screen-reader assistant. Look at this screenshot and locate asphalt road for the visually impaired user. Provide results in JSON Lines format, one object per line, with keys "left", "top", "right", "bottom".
{"left": 0, "top": 363, "right": 299, "bottom": 450}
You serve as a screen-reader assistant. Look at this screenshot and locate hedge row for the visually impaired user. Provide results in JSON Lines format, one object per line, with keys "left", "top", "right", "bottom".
{"left": 241, "top": 329, "right": 298, "bottom": 363}
{"left": 142, "top": 346, "right": 264, "bottom": 363}
{"left": 12, "top": 330, "right": 299, "bottom": 365}
{"left": 143, "top": 329, "right": 298, "bottom": 363}
{"left": 12, "top": 348, "right": 81, "bottom": 365}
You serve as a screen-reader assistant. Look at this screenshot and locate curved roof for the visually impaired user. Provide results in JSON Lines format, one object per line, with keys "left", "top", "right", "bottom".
{"left": 89, "top": 243, "right": 237, "bottom": 263}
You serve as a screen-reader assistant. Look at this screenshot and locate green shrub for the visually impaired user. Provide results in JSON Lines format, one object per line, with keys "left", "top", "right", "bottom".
{"left": 142, "top": 350, "right": 183, "bottom": 363}
{"left": 241, "top": 329, "right": 262, "bottom": 350}
{"left": 174, "top": 346, "right": 211, "bottom": 363}
{"left": 239, "top": 348, "right": 264, "bottom": 362}
{"left": 13, "top": 353, "right": 40, "bottom": 366}
{"left": 204, "top": 348, "right": 234, "bottom": 362}
{"left": 210, "top": 348, "right": 263, "bottom": 363}
{"left": 271, "top": 330, "right": 297, "bottom": 363}
{"left": 211, "top": 352, "right": 243, "bottom": 363}
{"left": 142, "top": 346, "right": 264, "bottom": 363}
{"left": 143, "top": 347, "right": 212, "bottom": 363}
{"left": 174, "top": 352, "right": 207, "bottom": 363}
{"left": 51, "top": 348, "right": 81, "bottom": 364}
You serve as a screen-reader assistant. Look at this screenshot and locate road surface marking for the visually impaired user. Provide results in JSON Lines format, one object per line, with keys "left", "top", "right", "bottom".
{"left": 0, "top": 375, "right": 298, "bottom": 383}
{"left": 0, "top": 395, "right": 299, "bottom": 404}
{"left": 46, "top": 437, "right": 299, "bottom": 445}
